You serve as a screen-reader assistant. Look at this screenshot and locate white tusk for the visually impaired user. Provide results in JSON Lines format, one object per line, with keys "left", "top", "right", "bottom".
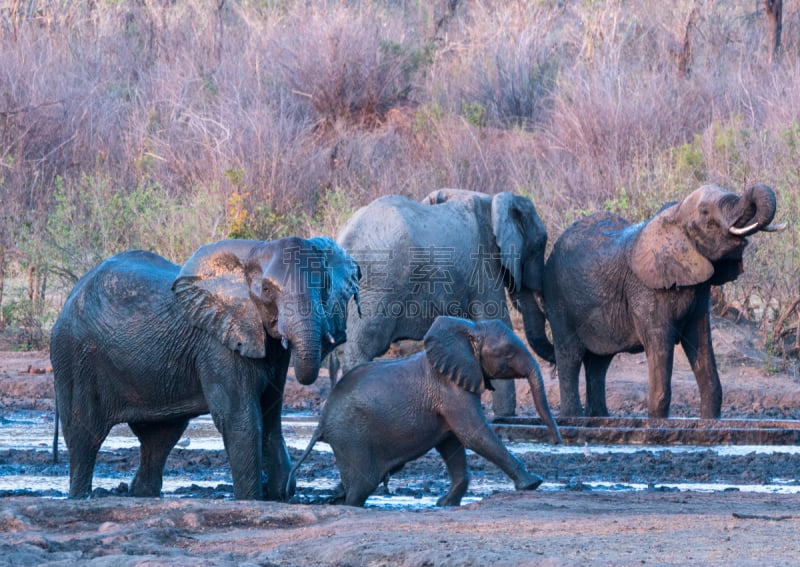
{"left": 281, "top": 337, "right": 289, "bottom": 350}
{"left": 729, "top": 222, "right": 759, "bottom": 236}
{"left": 762, "top": 222, "right": 788, "bottom": 232}
{"left": 326, "top": 333, "right": 336, "bottom": 344}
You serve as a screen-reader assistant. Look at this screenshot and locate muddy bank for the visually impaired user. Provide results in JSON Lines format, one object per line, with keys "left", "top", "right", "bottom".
{"left": 2, "top": 491, "right": 799, "bottom": 566}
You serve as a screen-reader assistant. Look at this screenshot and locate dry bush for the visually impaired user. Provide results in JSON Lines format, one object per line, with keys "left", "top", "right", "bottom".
{"left": 268, "top": 3, "right": 423, "bottom": 131}
{"left": 1, "top": 0, "right": 800, "bottom": 353}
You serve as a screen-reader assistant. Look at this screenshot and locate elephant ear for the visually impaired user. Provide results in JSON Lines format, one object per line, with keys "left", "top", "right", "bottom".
{"left": 423, "top": 316, "right": 486, "bottom": 394}
{"left": 630, "top": 206, "right": 714, "bottom": 289}
{"left": 307, "top": 237, "right": 362, "bottom": 314}
{"left": 491, "top": 192, "right": 545, "bottom": 292}
{"left": 172, "top": 239, "right": 267, "bottom": 358}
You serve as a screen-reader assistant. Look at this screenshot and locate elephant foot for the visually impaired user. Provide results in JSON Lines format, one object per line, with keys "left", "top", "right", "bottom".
{"left": 322, "top": 481, "right": 347, "bottom": 505}
{"left": 130, "top": 476, "right": 162, "bottom": 498}
{"left": 558, "top": 403, "right": 584, "bottom": 418}
{"left": 515, "top": 473, "right": 544, "bottom": 492}
{"left": 436, "top": 480, "right": 468, "bottom": 507}
{"left": 436, "top": 494, "right": 463, "bottom": 507}
{"left": 586, "top": 407, "right": 610, "bottom": 418}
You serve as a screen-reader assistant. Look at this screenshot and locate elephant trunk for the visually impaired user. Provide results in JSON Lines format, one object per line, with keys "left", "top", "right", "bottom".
{"left": 513, "top": 290, "right": 555, "bottom": 364}
{"left": 523, "top": 362, "right": 562, "bottom": 444}
{"left": 730, "top": 184, "right": 778, "bottom": 236}
{"left": 289, "top": 323, "right": 323, "bottom": 386}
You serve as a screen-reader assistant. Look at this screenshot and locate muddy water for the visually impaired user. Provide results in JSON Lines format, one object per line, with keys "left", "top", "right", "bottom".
{"left": 2, "top": 410, "right": 800, "bottom": 508}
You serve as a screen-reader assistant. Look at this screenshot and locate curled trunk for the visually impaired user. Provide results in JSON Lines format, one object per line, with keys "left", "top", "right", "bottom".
{"left": 731, "top": 184, "right": 777, "bottom": 235}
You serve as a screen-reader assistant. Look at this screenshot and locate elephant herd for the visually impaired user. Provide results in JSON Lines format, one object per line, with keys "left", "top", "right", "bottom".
{"left": 50, "top": 183, "right": 783, "bottom": 506}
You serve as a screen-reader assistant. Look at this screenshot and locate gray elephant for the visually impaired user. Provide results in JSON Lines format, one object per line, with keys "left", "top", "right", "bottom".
{"left": 291, "top": 316, "right": 562, "bottom": 507}
{"left": 51, "top": 236, "right": 360, "bottom": 500}
{"left": 335, "top": 189, "right": 552, "bottom": 417}
{"left": 540, "top": 183, "right": 783, "bottom": 419}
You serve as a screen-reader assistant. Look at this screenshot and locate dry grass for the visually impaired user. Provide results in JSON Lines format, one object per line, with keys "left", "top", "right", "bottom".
{"left": 0, "top": 0, "right": 799, "bottom": 354}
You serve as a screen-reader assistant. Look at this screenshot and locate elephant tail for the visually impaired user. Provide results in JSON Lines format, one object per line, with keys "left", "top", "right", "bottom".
{"left": 52, "top": 405, "right": 59, "bottom": 465}
{"left": 286, "top": 421, "right": 325, "bottom": 497}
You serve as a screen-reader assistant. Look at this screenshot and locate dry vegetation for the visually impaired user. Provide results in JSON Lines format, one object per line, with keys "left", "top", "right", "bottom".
{"left": 0, "top": 0, "right": 799, "bottom": 361}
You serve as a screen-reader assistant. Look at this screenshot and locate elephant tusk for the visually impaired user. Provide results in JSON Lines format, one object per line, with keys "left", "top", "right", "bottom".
{"left": 729, "top": 222, "right": 759, "bottom": 236}
{"left": 325, "top": 332, "right": 336, "bottom": 344}
{"left": 762, "top": 222, "right": 788, "bottom": 232}
{"left": 281, "top": 337, "right": 289, "bottom": 350}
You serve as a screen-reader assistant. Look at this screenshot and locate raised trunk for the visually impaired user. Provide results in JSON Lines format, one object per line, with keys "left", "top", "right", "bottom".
{"left": 514, "top": 290, "right": 555, "bottom": 364}
{"left": 525, "top": 366, "right": 562, "bottom": 444}
{"left": 732, "top": 184, "right": 777, "bottom": 235}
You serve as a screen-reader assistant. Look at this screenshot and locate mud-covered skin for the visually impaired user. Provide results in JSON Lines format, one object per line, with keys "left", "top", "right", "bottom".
{"left": 292, "top": 316, "right": 561, "bottom": 507}
{"left": 542, "top": 184, "right": 780, "bottom": 419}
{"left": 336, "top": 189, "right": 551, "bottom": 417}
{"left": 50, "top": 237, "right": 359, "bottom": 501}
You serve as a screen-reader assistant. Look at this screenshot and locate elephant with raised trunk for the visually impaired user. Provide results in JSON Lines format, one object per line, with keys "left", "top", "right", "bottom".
{"left": 51, "top": 236, "right": 360, "bottom": 500}
{"left": 335, "top": 189, "right": 552, "bottom": 417}
{"left": 291, "top": 316, "right": 561, "bottom": 507}
{"left": 539, "top": 183, "right": 783, "bottom": 419}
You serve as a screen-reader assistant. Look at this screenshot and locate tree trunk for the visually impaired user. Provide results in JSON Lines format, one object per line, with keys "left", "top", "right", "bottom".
{"left": 763, "top": 0, "right": 782, "bottom": 65}
{"left": 677, "top": 2, "right": 700, "bottom": 78}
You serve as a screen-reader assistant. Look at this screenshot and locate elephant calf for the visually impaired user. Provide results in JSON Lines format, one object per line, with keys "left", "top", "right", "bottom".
{"left": 290, "top": 316, "right": 562, "bottom": 507}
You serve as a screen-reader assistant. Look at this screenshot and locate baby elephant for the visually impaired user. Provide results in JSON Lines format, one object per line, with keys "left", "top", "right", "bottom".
{"left": 290, "top": 316, "right": 562, "bottom": 507}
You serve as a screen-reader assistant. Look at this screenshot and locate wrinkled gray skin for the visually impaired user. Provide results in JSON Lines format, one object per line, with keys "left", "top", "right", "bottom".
{"left": 51, "top": 237, "right": 360, "bottom": 501}
{"left": 291, "top": 316, "right": 562, "bottom": 507}
{"left": 335, "top": 189, "right": 552, "bottom": 417}
{"left": 540, "top": 184, "right": 781, "bottom": 419}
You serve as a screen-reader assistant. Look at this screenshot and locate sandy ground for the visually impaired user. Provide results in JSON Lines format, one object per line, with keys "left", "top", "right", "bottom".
{"left": 1, "top": 314, "right": 800, "bottom": 566}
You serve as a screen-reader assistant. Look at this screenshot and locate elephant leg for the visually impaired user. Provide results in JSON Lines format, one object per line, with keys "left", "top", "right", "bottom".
{"left": 261, "top": 381, "right": 292, "bottom": 501}
{"left": 555, "top": 341, "right": 585, "bottom": 417}
{"left": 341, "top": 317, "right": 395, "bottom": 372}
{"left": 64, "top": 421, "right": 111, "bottom": 499}
{"left": 644, "top": 337, "right": 676, "bottom": 419}
{"left": 335, "top": 452, "right": 381, "bottom": 507}
{"left": 681, "top": 311, "right": 722, "bottom": 419}
{"left": 446, "top": 399, "right": 542, "bottom": 491}
{"left": 491, "top": 380, "right": 516, "bottom": 418}
{"left": 583, "top": 352, "right": 614, "bottom": 417}
{"left": 129, "top": 419, "right": 189, "bottom": 497}
{"left": 434, "top": 434, "right": 469, "bottom": 507}
{"left": 208, "top": 400, "right": 263, "bottom": 500}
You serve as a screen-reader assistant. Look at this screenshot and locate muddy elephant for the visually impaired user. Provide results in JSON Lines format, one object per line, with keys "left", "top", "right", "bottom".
{"left": 335, "top": 189, "right": 552, "bottom": 417}
{"left": 51, "top": 237, "right": 360, "bottom": 500}
{"left": 540, "top": 183, "right": 783, "bottom": 418}
{"left": 291, "top": 316, "right": 562, "bottom": 507}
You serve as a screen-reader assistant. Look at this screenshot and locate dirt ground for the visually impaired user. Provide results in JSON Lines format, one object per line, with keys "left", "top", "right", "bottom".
{"left": 1, "top": 315, "right": 800, "bottom": 566}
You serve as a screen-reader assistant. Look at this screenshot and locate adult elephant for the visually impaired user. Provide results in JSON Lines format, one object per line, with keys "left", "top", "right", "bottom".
{"left": 291, "top": 316, "right": 561, "bottom": 507}
{"left": 540, "top": 183, "right": 783, "bottom": 419}
{"left": 336, "top": 189, "right": 552, "bottom": 416}
{"left": 51, "top": 237, "right": 360, "bottom": 500}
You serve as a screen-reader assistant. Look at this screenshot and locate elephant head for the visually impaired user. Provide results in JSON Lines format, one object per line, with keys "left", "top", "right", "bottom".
{"left": 492, "top": 193, "right": 553, "bottom": 362}
{"left": 422, "top": 189, "right": 553, "bottom": 362}
{"left": 631, "top": 184, "right": 784, "bottom": 289}
{"left": 423, "top": 316, "right": 562, "bottom": 443}
{"left": 172, "top": 237, "right": 360, "bottom": 385}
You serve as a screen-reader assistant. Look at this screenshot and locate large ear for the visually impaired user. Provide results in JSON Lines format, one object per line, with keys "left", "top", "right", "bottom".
{"left": 491, "top": 192, "right": 546, "bottom": 292}
{"left": 307, "top": 236, "right": 362, "bottom": 315}
{"left": 172, "top": 239, "right": 267, "bottom": 358}
{"left": 630, "top": 205, "right": 714, "bottom": 289}
{"left": 423, "top": 316, "right": 485, "bottom": 394}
